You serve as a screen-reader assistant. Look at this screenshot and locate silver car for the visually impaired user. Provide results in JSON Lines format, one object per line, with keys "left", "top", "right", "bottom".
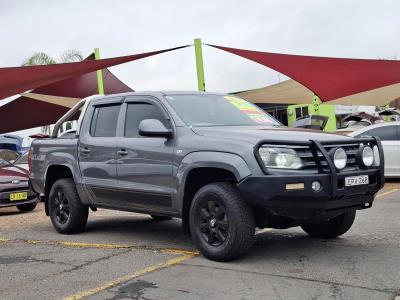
{"left": 348, "top": 122, "right": 400, "bottom": 177}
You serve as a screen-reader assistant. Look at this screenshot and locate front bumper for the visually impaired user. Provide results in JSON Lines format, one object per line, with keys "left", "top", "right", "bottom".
{"left": 0, "top": 189, "right": 38, "bottom": 208}
{"left": 238, "top": 137, "right": 385, "bottom": 221}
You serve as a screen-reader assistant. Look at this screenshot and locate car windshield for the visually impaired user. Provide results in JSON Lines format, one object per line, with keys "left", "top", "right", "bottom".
{"left": 165, "top": 94, "right": 281, "bottom": 127}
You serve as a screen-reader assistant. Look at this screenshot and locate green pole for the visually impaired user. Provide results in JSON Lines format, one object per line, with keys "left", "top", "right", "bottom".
{"left": 194, "top": 38, "right": 205, "bottom": 91}
{"left": 94, "top": 48, "right": 104, "bottom": 95}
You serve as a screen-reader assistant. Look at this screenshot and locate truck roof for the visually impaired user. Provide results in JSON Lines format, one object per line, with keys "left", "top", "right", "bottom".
{"left": 88, "top": 91, "right": 226, "bottom": 102}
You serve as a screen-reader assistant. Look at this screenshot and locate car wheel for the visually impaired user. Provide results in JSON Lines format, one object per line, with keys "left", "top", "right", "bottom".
{"left": 16, "top": 202, "right": 37, "bottom": 212}
{"left": 189, "top": 182, "right": 255, "bottom": 261}
{"left": 150, "top": 215, "right": 172, "bottom": 221}
{"left": 301, "top": 210, "right": 356, "bottom": 238}
{"left": 49, "top": 178, "right": 88, "bottom": 234}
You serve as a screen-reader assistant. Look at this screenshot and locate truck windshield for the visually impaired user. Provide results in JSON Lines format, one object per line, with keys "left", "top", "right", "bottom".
{"left": 165, "top": 94, "right": 281, "bottom": 127}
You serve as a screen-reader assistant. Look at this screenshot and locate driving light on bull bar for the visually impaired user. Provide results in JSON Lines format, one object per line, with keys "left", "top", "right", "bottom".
{"left": 332, "top": 147, "right": 347, "bottom": 170}
{"left": 258, "top": 147, "right": 303, "bottom": 169}
{"left": 311, "top": 181, "right": 322, "bottom": 192}
{"left": 361, "top": 146, "right": 374, "bottom": 167}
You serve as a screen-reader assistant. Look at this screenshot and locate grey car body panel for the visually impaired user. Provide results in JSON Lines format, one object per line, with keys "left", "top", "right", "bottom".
{"left": 173, "top": 151, "right": 251, "bottom": 213}
{"left": 30, "top": 138, "right": 81, "bottom": 193}
{"left": 30, "top": 91, "right": 383, "bottom": 220}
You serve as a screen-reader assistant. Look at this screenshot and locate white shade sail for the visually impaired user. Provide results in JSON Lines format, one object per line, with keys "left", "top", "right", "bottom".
{"left": 236, "top": 79, "right": 400, "bottom": 106}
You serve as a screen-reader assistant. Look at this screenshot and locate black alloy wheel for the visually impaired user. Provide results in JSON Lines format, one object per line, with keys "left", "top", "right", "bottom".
{"left": 199, "top": 200, "right": 229, "bottom": 246}
{"left": 189, "top": 182, "right": 255, "bottom": 261}
{"left": 49, "top": 178, "right": 88, "bottom": 234}
{"left": 54, "top": 190, "right": 70, "bottom": 225}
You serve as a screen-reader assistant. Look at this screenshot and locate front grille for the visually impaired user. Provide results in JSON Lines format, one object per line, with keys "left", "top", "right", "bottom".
{"left": 295, "top": 143, "right": 363, "bottom": 172}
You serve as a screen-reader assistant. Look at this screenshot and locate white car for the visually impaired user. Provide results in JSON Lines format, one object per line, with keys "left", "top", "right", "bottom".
{"left": 348, "top": 122, "right": 400, "bottom": 177}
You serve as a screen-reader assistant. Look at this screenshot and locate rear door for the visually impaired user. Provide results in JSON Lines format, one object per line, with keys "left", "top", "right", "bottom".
{"left": 78, "top": 97, "right": 123, "bottom": 205}
{"left": 357, "top": 125, "right": 400, "bottom": 177}
{"left": 114, "top": 96, "right": 175, "bottom": 211}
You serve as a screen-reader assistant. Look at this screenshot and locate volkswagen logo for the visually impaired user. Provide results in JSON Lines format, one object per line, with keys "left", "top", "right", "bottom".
{"left": 11, "top": 180, "right": 21, "bottom": 184}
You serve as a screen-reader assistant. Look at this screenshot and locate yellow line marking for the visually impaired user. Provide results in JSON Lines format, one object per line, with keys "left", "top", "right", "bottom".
{"left": 0, "top": 237, "right": 198, "bottom": 255}
{"left": 63, "top": 253, "right": 195, "bottom": 300}
{"left": 376, "top": 188, "right": 400, "bottom": 199}
{"left": 26, "top": 239, "right": 131, "bottom": 249}
{"left": 161, "top": 248, "right": 199, "bottom": 256}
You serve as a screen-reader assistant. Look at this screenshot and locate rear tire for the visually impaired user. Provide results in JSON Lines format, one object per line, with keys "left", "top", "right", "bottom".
{"left": 49, "top": 178, "right": 88, "bottom": 234}
{"left": 150, "top": 215, "right": 172, "bottom": 221}
{"left": 189, "top": 182, "right": 255, "bottom": 261}
{"left": 301, "top": 210, "right": 356, "bottom": 238}
{"left": 17, "top": 202, "right": 37, "bottom": 212}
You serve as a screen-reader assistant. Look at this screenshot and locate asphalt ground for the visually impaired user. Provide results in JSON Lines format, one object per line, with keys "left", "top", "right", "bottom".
{"left": 0, "top": 182, "right": 399, "bottom": 300}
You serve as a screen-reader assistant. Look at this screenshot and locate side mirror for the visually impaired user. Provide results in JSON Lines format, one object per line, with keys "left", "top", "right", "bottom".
{"left": 138, "top": 119, "right": 172, "bottom": 138}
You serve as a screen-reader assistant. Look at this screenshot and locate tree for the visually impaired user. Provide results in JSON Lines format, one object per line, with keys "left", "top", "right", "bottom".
{"left": 22, "top": 49, "right": 83, "bottom": 134}
{"left": 22, "top": 49, "right": 83, "bottom": 66}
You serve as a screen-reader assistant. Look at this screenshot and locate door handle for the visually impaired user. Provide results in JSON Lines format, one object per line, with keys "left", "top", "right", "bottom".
{"left": 117, "top": 149, "right": 128, "bottom": 156}
{"left": 81, "top": 147, "right": 91, "bottom": 154}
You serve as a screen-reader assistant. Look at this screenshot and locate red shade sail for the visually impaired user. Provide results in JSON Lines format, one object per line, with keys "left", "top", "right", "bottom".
{"left": 0, "top": 45, "right": 189, "bottom": 101}
{"left": 0, "top": 67, "right": 132, "bottom": 133}
{"left": 208, "top": 44, "right": 400, "bottom": 102}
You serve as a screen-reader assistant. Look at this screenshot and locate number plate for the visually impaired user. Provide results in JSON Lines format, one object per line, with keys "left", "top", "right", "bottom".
{"left": 9, "top": 192, "right": 28, "bottom": 201}
{"left": 345, "top": 175, "right": 369, "bottom": 187}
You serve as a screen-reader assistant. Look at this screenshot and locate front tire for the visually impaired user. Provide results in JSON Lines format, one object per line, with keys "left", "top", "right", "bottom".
{"left": 301, "top": 210, "right": 356, "bottom": 238}
{"left": 189, "top": 182, "right": 255, "bottom": 261}
{"left": 17, "top": 202, "right": 37, "bottom": 212}
{"left": 49, "top": 178, "right": 88, "bottom": 234}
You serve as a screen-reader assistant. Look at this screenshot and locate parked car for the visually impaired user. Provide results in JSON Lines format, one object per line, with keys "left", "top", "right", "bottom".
{"left": 347, "top": 121, "right": 400, "bottom": 177}
{"left": 0, "top": 159, "right": 38, "bottom": 212}
{"left": 30, "top": 92, "right": 384, "bottom": 261}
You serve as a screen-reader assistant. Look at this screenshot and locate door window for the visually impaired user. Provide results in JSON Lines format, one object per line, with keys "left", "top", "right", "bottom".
{"left": 90, "top": 105, "right": 121, "bottom": 137}
{"left": 124, "top": 103, "right": 170, "bottom": 137}
{"left": 356, "top": 125, "right": 399, "bottom": 141}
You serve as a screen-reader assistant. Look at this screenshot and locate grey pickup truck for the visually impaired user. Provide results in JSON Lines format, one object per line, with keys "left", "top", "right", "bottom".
{"left": 30, "top": 92, "right": 384, "bottom": 261}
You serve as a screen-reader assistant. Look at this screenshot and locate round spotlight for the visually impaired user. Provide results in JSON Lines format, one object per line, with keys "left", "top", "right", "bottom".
{"left": 361, "top": 146, "right": 374, "bottom": 167}
{"left": 332, "top": 147, "right": 347, "bottom": 170}
{"left": 311, "top": 181, "right": 322, "bottom": 192}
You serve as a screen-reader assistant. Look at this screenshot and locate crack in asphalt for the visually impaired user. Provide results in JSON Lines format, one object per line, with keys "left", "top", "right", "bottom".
{"left": 0, "top": 246, "right": 133, "bottom": 295}
{"left": 51, "top": 248, "right": 134, "bottom": 278}
{"left": 0, "top": 255, "right": 73, "bottom": 267}
{"left": 181, "top": 262, "right": 397, "bottom": 296}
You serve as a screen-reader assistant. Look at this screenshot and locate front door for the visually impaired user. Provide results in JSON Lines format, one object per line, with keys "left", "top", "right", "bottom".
{"left": 115, "top": 96, "right": 175, "bottom": 211}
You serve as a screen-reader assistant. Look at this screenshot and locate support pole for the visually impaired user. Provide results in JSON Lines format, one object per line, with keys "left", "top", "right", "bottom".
{"left": 94, "top": 48, "right": 104, "bottom": 95}
{"left": 194, "top": 38, "right": 205, "bottom": 91}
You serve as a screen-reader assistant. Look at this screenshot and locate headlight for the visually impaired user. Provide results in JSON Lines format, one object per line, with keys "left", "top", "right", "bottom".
{"left": 361, "top": 146, "right": 374, "bottom": 167}
{"left": 332, "top": 147, "right": 347, "bottom": 170}
{"left": 258, "top": 147, "right": 303, "bottom": 169}
{"left": 373, "top": 145, "right": 380, "bottom": 166}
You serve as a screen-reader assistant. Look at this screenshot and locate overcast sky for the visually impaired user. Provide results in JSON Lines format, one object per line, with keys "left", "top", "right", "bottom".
{"left": 1, "top": 0, "right": 400, "bottom": 94}
{"left": 1, "top": 0, "right": 400, "bottom": 138}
